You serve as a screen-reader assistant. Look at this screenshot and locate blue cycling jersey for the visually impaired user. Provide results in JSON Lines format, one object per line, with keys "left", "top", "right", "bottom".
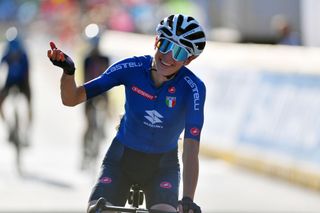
{"left": 84, "top": 55, "right": 206, "bottom": 153}
{"left": 1, "top": 39, "right": 29, "bottom": 86}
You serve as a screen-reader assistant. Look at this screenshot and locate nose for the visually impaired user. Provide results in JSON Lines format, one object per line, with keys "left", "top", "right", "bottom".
{"left": 162, "top": 50, "right": 175, "bottom": 63}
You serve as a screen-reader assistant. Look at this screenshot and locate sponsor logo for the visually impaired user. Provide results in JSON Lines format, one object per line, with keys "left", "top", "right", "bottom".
{"left": 132, "top": 86, "right": 156, "bottom": 100}
{"left": 160, "top": 181, "right": 172, "bottom": 189}
{"left": 166, "top": 96, "right": 176, "bottom": 108}
{"left": 107, "top": 62, "right": 143, "bottom": 74}
{"left": 184, "top": 76, "right": 200, "bottom": 110}
{"left": 100, "top": 177, "right": 112, "bottom": 184}
{"left": 144, "top": 110, "right": 163, "bottom": 128}
{"left": 190, "top": 127, "right": 200, "bottom": 136}
{"left": 168, "top": 86, "right": 176, "bottom": 94}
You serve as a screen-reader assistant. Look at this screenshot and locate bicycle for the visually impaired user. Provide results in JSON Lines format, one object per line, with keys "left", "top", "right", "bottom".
{"left": 93, "top": 184, "right": 147, "bottom": 213}
{"left": 81, "top": 96, "right": 109, "bottom": 172}
{"left": 2, "top": 86, "right": 30, "bottom": 175}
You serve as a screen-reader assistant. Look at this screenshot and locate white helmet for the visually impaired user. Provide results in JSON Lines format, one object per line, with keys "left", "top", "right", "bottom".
{"left": 156, "top": 14, "right": 206, "bottom": 56}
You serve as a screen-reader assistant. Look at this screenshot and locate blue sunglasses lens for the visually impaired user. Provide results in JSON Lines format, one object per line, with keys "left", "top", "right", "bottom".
{"left": 158, "top": 39, "right": 189, "bottom": 61}
{"left": 158, "top": 39, "right": 172, "bottom": 53}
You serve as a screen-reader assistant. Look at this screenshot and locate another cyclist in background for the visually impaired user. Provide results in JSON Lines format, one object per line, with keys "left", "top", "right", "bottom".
{"left": 48, "top": 14, "right": 206, "bottom": 213}
{"left": 81, "top": 24, "right": 111, "bottom": 171}
{"left": 0, "top": 27, "right": 32, "bottom": 146}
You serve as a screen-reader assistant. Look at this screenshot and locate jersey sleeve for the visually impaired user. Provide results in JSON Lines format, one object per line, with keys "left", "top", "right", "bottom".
{"left": 84, "top": 57, "right": 141, "bottom": 99}
{"left": 184, "top": 79, "right": 206, "bottom": 142}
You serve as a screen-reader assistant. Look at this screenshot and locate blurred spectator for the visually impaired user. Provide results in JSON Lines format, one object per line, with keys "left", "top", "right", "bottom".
{"left": 0, "top": 0, "right": 18, "bottom": 22}
{"left": 271, "top": 14, "right": 302, "bottom": 46}
{"left": 39, "top": 0, "right": 81, "bottom": 45}
{"left": 108, "top": 6, "right": 135, "bottom": 32}
{"left": 0, "top": 27, "right": 32, "bottom": 145}
{"left": 81, "top": 24, "right": 111, "bottom": 171}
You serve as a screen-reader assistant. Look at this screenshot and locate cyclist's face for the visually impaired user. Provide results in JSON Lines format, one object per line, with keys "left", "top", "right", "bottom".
{"left": 154, "top": 49, "right": 195, "bottom": 79}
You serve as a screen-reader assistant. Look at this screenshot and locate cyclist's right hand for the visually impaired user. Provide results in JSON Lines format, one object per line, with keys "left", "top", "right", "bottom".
{"left": 88, "top": 197, "right": 107, "bottom": 213}
{"left": 47, "top": 41, "right": 75, "bottom": 75}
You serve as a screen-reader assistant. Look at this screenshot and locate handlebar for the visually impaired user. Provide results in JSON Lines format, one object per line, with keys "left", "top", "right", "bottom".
{"left": 92, "top": 185, "right": 178, "bottom": 213}
{"left": 100, "top": 205, "right": 149, "bottom": 213}
{"left": 93, "top": 197, "right": 148, "bottom": 213}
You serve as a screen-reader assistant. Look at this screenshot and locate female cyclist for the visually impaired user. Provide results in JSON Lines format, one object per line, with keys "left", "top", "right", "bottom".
{"left": 47, "top": 14, "right": 206, "bottom": 213}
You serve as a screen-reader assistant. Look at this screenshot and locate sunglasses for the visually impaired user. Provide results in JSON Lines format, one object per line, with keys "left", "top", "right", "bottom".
{"left": 156, "top": 38, "right": 191, "bottom": 61}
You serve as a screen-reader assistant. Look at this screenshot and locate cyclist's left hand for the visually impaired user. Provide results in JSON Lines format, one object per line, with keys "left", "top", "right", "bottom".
{"left": 88, "top": 197, "right": 106, "bottom": 213}
{"left": 178, "top": 197, "right": 201, "bottom": 213}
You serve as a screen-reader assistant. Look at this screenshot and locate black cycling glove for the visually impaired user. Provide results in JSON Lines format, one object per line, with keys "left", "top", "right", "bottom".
{"left": 178, "top": 197, "right": 201, "bottom": 213}
{"left": 50, "top": 52, "right": 75, "bottom": 75}
{"left": 88, "top": 197, "right": 106, "bottom": 213}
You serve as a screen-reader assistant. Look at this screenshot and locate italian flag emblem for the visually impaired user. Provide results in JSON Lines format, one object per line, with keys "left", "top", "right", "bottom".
{"left": 166, "top": 96, "right": 176, "bottom": 108}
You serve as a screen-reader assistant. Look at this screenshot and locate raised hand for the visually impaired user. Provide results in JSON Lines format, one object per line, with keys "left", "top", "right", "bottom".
{"left": 47, "top": 41, "right": 75, "bottom": 75}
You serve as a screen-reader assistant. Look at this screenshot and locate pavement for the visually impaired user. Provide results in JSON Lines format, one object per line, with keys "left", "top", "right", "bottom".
{"left": 0, "top": 34, "right": 320, "bottom": 213}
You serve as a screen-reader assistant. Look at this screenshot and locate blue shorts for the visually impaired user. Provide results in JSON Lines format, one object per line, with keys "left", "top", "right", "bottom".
{"left": 89, "top": 138, "right": 180, "bottom": 209}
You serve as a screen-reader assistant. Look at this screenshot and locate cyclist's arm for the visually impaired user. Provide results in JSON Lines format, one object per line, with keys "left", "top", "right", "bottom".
{"left": 64, "top": 57, "right": 136, "bottom": 106}
{"left": 60, "top": 73, "right": 86, "bottom": 106}
{"left": 48, "top": 42, "right": 87, "bottom": 106}
{"left": 182, "top": 138, "right": 199, "bottom": 200}
{"left": 182, "top": 78, "right": 206, "bottom": 200}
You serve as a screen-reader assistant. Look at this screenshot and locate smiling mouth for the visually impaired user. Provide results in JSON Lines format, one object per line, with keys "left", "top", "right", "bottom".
{"left": 160, "top": 59, "right": 173, "bottom": 67}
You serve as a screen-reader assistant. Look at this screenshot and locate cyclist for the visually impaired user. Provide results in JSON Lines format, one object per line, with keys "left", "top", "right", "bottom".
{"left": 81, "top": 26, "right": 111, "bottom": 171}
{"left": 48, "top": 14, "right": 206, "bottom": 213}
{"left": 0, "top": 28, "right": 32, "bottom": 145}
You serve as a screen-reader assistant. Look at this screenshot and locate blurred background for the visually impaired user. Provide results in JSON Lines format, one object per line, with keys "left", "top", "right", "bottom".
{"left": 1, "top": 0, "right": 320, "bottom": 46}
{"left": 0, "top": 0, "right": 320, "bottom": 213}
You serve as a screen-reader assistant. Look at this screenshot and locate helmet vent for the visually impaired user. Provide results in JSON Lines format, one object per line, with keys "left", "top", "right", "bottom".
{"left": 195, "top": 42, "right": 206, "bottom": 51}
{"left": 176, "top": 16, "right": 184, "bottom": 35}
{"left": 184, "top": 24, "right": 198, "bottom": 33}
{"left": 167, "top": 15, "right": 174, "bottom": 28}
{"left": 187, "top": 17, "right": 195, "bottom": 22}
{"left": 180, "top": 39, "right": 193, "bottom": 49}
{"left": 185, "top": 31, "right": 205, "bottom": 40}
{"left": 176, "top": 29, "right": 183, "bottom": 36}
{"left": 161, "top": 28, "right": 173, "bottom": 37}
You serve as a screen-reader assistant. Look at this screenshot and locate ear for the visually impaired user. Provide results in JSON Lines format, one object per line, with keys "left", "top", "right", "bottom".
{"left": 154, "top": 36, "right": 160, "bottom": 50}
{"left": 184, "top": 55, "right": 197, "bottom": 65}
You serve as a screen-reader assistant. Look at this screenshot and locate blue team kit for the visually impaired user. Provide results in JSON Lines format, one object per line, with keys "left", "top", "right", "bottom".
{"left": 84, "top": 55, "right": 206, "bottom": 153}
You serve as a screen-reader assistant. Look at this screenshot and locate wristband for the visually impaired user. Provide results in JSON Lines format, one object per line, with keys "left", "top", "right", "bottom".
{"left": 63, "top": 67, "right": 75, "bottom": 75}
{"left": 50, "top": 53, "right": 75, "bottom": 75}
{"left": 182, "top": 196, "right": 193, "bottom": 202}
